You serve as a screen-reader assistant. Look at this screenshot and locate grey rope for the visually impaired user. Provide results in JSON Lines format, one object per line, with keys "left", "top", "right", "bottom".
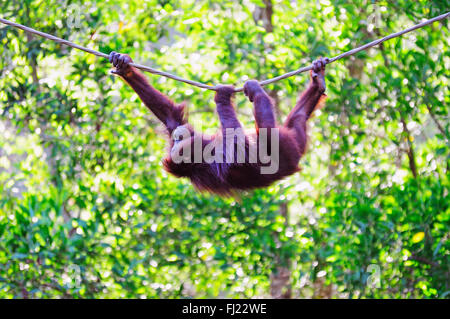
{"left": 0, "top": 12, "right": 448, "bottom": 92}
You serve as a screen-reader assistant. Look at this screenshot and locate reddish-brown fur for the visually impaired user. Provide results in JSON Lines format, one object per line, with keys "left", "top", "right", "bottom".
{"left": 109, "top": 52, "right": 328, "bottom": 196}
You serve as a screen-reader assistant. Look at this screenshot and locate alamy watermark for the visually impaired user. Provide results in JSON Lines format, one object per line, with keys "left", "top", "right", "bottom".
{"left": 1, "top": 48, "right": 14, "bottom": 75}
{"left": 366, "top": 264, "right": 381, "bottom": 289}
{"left": 170, "top": 125, "right": 281, "bottom": 174}
{"left": 63, "top": 264, "right": 82, "bottom": 289}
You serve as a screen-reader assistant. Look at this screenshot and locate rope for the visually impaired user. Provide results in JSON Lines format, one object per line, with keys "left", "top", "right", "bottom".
{"left": 0, "top": 12, "right": 448, "bottom": 92}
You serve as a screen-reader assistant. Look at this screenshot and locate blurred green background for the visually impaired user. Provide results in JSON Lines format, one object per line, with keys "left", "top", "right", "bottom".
{"left": 0, "top": 0, "right": 448, "bottom": 298}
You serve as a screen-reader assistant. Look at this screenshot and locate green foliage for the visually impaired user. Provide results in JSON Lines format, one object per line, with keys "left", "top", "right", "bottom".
{"left": 0, "top": 0, "right": 448, "bottom": 298}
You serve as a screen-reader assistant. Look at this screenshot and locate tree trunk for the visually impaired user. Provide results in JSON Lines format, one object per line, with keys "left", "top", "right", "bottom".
{"left": 254, "top": 0, "right": 292, "bottom": 299}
